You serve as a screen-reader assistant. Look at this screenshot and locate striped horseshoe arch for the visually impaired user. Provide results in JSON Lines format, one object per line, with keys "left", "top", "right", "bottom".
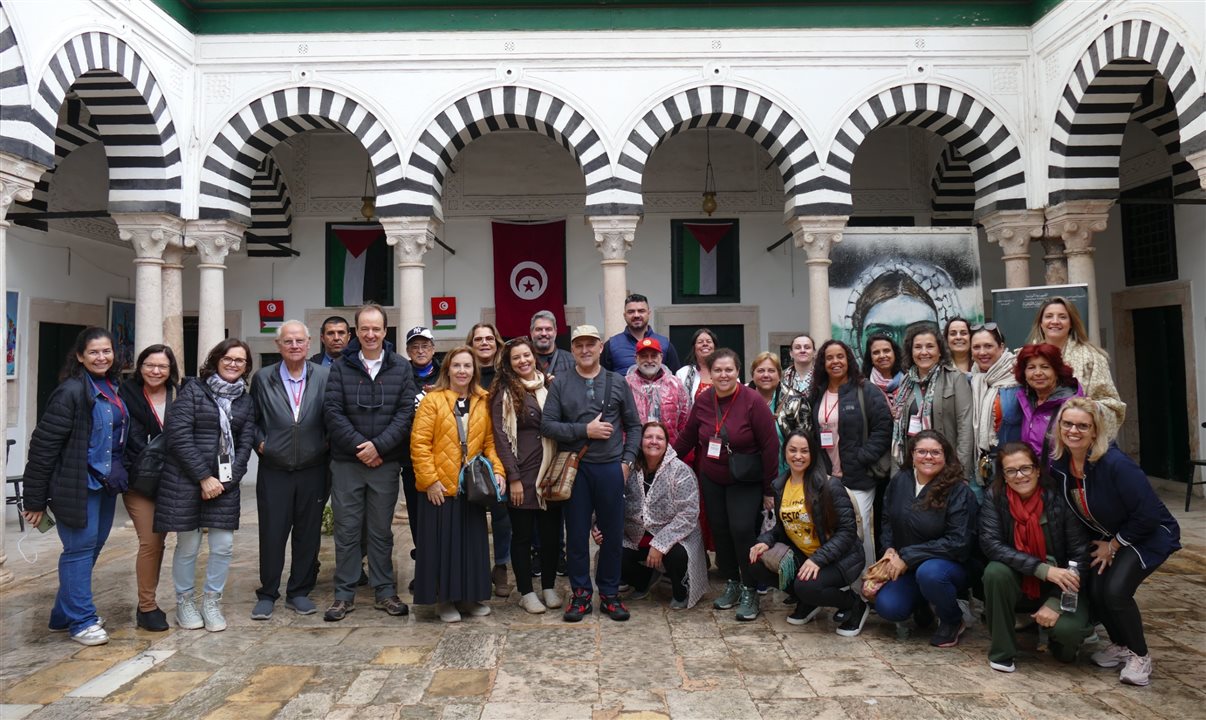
{"left": 820, "top": 83, "right": 1027, "bottom": 218}
{"left": 200, "top": 87, "right": 404, "bottom": 225}
{"left": 930, "top": 146, "right": 974, "bottom": 225}
{"left": 31, "top": 32, "right": 182, "bottom": 215}
{"left": 12, "top": 97, "right": 101, "bottom": 231}
{"left": 1049, "top": 19, "right": 1204, "bottom": 205}
{"left": 0, "top": 0, "right": 39, "bottom": 164}
{"left": 397, "top": 86, "right": 611, "bottom": 218}
{"left": 613, "top": 85, "right": 820, "bottom": 217}
{"left": 1129, "top": 77, "right": 1199, "bottom": 198}
{"left": 245, "top": 153, "right": 293, "bottom": 257}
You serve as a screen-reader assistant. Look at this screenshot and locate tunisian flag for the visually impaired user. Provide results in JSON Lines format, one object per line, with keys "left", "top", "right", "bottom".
{"left": 492, "top": 219, "right": 566, "bottom": 338}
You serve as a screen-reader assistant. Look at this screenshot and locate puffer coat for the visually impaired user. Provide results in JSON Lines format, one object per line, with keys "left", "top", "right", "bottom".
{"left": 411, "top": 388, "right": 505, "bottom": 497}
{"left": 23, "top": 377, "right": 97, "bottom": 528}
{"left": 154, "top": 378, "right": 255, "bottom": 532}
{"left": 757, "top": 471, "right": 866, "bottom": 588}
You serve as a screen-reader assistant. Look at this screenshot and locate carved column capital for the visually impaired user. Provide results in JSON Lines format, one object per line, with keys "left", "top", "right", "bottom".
{"left": 185, "top": 219, "right": 245, "bottom": 266}
{"left": 589, "top": 215, "right": 641, "bottom": 263}
{"left": 1045, "top": 200, "right": 1112, "bottom": 255}
{"left": 381, "top": 216, "right": 442, "bottom": 266}
{"left": 0, "top": 152, "right": 49, "bottom": 223}
{"left": 113, "top": 213, "right": 185, "bottom": 263}
{"left": 787, "top": 215, "right": 848, "bottom": 264}
{"left": 162, "top": 238, "right": 186, "bottom": 268}
{"left": 1185, "top": 147, "right": 1206, "bottom": 191}
{"left": 980, "top": 209, "right": 1045, "bottom": 258}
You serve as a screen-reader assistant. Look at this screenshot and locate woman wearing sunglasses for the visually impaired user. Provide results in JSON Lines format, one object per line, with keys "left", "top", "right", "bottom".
{"left": 969, "top": 324, "right": 1021, "bottom": 497}
{"left": 1048, "top": 399, "right": 1180, "bottom": 687}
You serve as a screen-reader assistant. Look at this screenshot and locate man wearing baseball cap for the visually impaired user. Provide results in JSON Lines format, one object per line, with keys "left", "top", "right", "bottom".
{"left": 624, "top": 336, "right": 690, "bottom": 445}
{"left": 400, "top": 326, "right": 441, "bottom": 581}
{"left": 542, "top": 324, "right": 642, "bottom": 622}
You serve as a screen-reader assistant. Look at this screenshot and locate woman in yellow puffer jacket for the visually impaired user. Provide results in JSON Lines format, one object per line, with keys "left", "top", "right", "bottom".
{"left": 411, "top": 346, "right": 506, "bottom": 623}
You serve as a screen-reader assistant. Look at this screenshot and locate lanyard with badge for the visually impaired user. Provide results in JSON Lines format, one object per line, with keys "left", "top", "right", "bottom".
{"left": 287, "top": 370, "right": 306, "bottom": 421}
{"left": 92, "top": 377, "right": 129, "bottom": 444}
{"left": 819, "top": 392, "right": 839, "bottom": 449}
{"left": 908, "top": 383, "right": 927, "bottom": 436}
{"left": 707, "top": 392, "right": 736, "bottom": 460}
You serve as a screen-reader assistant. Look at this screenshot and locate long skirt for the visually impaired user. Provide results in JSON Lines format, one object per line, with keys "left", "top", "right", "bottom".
{"left": 413, "top": 494, "right": 491, "bottom": 605}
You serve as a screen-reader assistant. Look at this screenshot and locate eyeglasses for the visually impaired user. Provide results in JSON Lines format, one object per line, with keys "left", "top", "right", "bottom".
{"left": 141, "top": 363, "right": 170, "bottom": 372}
{"left": 912, "top": 448, "right": 943, "bottom": 458}
{"left": 278, "top": 339, "right": 308, "bottom": 348}
{"left": 1004, "top": 465, "right": 1036, "bottom": 479}
{"left": 356, "top": 380, "right": 384, "bottom": 409}
{"left": 220, "top": 357, "right": 248, "bottom": 367}
{"left": 473, "top": 336, "right": 496, "bottom": 345}
{"left": 408, "top": 341, "right": 435, "bottom": 351}
{"left": 1059, "top": 420, "right": 1093, "bottom": 433}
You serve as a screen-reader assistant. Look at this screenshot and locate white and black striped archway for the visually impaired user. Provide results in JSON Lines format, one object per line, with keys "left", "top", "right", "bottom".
{"left": 199, "top": 86, "right": 404, "bottom": 225}
{"left": 0, "top": 0, "right": 39, "bottom": 164}
{"left": 1130, "top": 77, "right": 1200, "bottom": 198}
{"left": 819, "top": 82, "right": 1027, "bottom": 218}
{"left": 245, "top": 153, "right": 293, "bottom": 257}
{"left": 613, "top": 84, "right": 820, "bottom": 217}
{"left": 930, "top": 146, "right": 973, "bottom": 225}
{"left": 1049, "top": 18, "right": 1205, "bottom": 205}
{"left": 11, "top": 97, "right": 101, "bottom": 231}
{"left": 397, "top": 85, "right": 612, "bottom": 219}
{"left": 30, "top": 32, "right": 182, "bottom": 215}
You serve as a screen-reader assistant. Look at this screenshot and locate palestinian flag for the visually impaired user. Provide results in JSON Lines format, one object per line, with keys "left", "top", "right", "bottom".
{"left": 326, "top": 223, "right": 393, "bottom": 307}
{"left": 259, "top": 300, "right": 284, "bottom": 334}
{"left": 678, "top": 221, "right": 738, "bottom": 298}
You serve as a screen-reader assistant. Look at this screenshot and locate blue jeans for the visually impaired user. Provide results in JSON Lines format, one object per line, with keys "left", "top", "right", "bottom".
{"left": 491, "top": 503, "right": 512, "bottom": 566}
{"left": 564, "top": 461, "right": 624, "bottom": 597}
{"left": 173, "top": 528, "right": 235, "bottom": 595}
{"left": 50, "top": 489, "right": 116, "bottom": 633}
{"left": 875, "top": 557, "right": 968, "bottom": 625}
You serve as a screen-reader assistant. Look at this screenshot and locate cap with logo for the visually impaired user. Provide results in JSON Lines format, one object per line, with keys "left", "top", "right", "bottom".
{"left": 405, "top": 326, "right": 435, "bottom": 344}
{"left": 635, "top": 337, "right": 662, "bottom": 354}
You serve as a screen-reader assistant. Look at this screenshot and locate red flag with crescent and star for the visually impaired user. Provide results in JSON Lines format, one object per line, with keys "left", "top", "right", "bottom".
{"left": 491, "top": 219, "right": 566, "bottom": 338}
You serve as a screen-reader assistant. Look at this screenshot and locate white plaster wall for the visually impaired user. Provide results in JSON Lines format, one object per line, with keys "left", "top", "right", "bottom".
{"left": 1175, "top": 205, "right": 1206, "bottom": 462}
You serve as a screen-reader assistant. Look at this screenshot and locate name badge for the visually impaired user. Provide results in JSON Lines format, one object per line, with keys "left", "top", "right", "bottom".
{"left": 707, "top": 435, "right": 723, "bottom": 460}
{"left": 217, "top": 453, "right": 233, "bottom": 484}
{"left": 907, "top": 414, "right": 924, "bottom": 436}
{"left": 820, "top": 431, "right": 835, "bottom": 449}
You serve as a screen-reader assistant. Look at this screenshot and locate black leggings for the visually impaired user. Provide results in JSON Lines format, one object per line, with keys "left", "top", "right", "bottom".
{"left": 700, "top": 476, "right": 763, "bottom": 587}
{"left": 510, "top": 506, "right": 562, "bottom": 595}
{"left": 622, "top": 544, "right": 689, "bottom": 601}
{"left": 1088, "top": 548, "right": 1158, "bottom": 656}
{"left": 750, "top": 550, "right": 855, "bottom": 610}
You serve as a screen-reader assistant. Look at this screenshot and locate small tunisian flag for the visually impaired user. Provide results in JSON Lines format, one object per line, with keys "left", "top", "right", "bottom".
{"left": 492, "top": 219, "right": 566, "bottom": 338}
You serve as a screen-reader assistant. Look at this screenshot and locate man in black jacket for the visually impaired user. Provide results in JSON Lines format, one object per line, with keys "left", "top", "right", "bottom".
{"left": 250, "top": 320, "right": 330, "bottom": 620}
{"left": 310, "top": 316, "right": 350, "bottom": 367}
{"left": 322, "top": 304, "right": 417, "bottom": 621}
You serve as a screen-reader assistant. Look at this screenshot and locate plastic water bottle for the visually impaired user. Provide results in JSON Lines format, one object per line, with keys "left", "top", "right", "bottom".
{"left": 1060, "top": 561, "right": 1079, "bottom": 612}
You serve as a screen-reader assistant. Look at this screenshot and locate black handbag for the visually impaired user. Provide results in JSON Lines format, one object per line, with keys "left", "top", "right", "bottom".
{"left": 718, "top": 390, "right": 763, "bottom": 484}
{"left": 455, "top": 399, "right": 501, "bottom": 508}
{"left": 129, "top": 433, "right": 167, "bottom": 498}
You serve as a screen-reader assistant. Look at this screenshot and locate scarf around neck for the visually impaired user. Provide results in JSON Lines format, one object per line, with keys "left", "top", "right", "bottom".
{"left": 890, "top": 365, "right": 938, "bottom": 466}
{"left": 206, "top": 374, "right": 245, "bottom": 456}
{"left": 1006, "top": 487, "right": 1047, "bottom": 599}
{"left": 971, "top": 349, "right": 1018, "bottom": 453}
{"left": 501, "top": 372, "right": 556, "bottom": 507}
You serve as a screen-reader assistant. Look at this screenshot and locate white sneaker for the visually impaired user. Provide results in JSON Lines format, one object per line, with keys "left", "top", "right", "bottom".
{"left": 457, "top": 601, "right": 491, "bottom": 617}
{"left": 201, "top": 592, "right": 227, "bottom": 632}
{"left": 70, "top": 623, "right": 109, "bottom": 646}
{"left": 542, "top": 589, "right": 563, "bottom": 609}
{"left": 989, "top": 659, "right": 1016, "bottom": 673}
{"left": 176, "top": 593, "right": 204, "bottom": 630}
{"left": 1091, "top": 643, "right": 1132, "bottom": 668}
{"left": 51, "top": 616, "right": 105, "bottom": 633}
{"left": 1120, "top": 653, "right": 1152, "bottom": 686}
{"left": 437, "top": 603, "right": 462, "bottom": 623}
{"left": 519, "top": 592, "right": 547, "bottom": 614}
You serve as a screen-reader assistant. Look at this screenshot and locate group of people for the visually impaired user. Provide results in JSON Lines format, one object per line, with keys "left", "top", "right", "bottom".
{"left": 20, "top": 294, "right": 1181, "bottom": 687}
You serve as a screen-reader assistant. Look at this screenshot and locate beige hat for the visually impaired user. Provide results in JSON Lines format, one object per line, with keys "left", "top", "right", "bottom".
{"left": 570, "top": 324, "right": 602, "bottom": 342}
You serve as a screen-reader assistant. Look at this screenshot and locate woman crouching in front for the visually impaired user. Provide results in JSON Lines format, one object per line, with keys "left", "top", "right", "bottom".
{"left": 620, "top": 421, "right": 707, "bottom": 609}
{"left": 874, "top": 429, "right": 977, "bottom": 648}
{"left": 749, "top": 430, "right": 869, "bottom": 636}
{"left": 980, "top": 442, "right": 1090, "bottom": 673}
{"left": 411, "top": 346, "right": 506, "bottom": 623}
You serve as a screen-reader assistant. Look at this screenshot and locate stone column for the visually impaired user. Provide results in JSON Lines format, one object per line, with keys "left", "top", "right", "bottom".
{"left": 589, "top": 216, "right": 641, "bottom": 338}
{"left": 1045, "top": 200, "right": 1113, "bottom": 344}
{"left": 0, "top": 152, "right": 49, "bottom": 586}
{"left": 381, "top": 216, "right": 441, "bottom": 334}
{"left": 787, "top": 215, "right": 848, "bottom": 343}
{"left": 979, "top": 209, "right": 1044, "bottom": 289}
{"left": 1186, "top": 147, "right": 1206, "bottom": 190}
{"left": 185, "top": 219, "right": 244, "bottom": 367}
{"left": 1040, "top": 238, "right": 1069, "bottom": 285}
{"left": 161, "top": 238, "right": 186, "bottom": 361}
{"left": 113, "top": 213, "right": 184, "bottom": 355}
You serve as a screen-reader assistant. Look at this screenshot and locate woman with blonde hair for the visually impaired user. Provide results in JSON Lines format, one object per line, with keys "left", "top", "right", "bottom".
{"left": 1025, "top": 297, "right": 1124, "bottom": 440}
{"left": 411, "top": 346, "right": 506, "bottom": 623}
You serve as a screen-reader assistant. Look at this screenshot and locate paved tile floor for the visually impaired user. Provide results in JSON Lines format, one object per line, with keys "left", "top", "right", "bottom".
{"left": 1, "top": 474, "right": 1203, "bottom": 720}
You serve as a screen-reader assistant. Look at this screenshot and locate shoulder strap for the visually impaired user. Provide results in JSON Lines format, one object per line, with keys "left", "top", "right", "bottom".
{"left": 857, "top": 385, "right": 869, "bottom": 444}
{"left": 454, "top": 395, "right": 469, "bottom": 464}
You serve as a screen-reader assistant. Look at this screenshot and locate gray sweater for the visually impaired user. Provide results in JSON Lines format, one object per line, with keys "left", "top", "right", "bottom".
{"left": 541, "top": 368, "right": 642, "bottom": 465}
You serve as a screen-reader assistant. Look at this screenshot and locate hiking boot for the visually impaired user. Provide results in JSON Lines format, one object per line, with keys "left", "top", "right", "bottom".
{"left": 374, "top": 595, "right": 409, "bottom": 616}
{"left": 713, "top": 580, "right": 741, "bottom": 610}
{"left": 836, "top": 598, "right": 870, "bottom": 638}
{"left": 735, "top": 586, "right": 760, "bottom": 621}
{"left": 600, "top": 595, "right": 630, "bottom": 621}
{"left": 563, "top": 588, "right": 592, "bottom": 622}
{"left": 201, "top": 592, "right": 227, "bottom": 632}
{"left": 176, "top": 593, "right": 204, "bottom": 630}
{"left": 323, "top": 599, "right": 355, "bottom": 622}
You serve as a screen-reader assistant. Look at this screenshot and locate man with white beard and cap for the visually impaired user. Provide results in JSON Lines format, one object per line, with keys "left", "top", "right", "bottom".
{"left": 624, "top": 336, "right": 690, "bottom": 446}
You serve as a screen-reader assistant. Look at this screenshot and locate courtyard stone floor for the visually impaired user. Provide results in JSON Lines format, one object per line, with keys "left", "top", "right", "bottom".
{"left": 1, "top": 474, "right": 1203, "bottom": 720}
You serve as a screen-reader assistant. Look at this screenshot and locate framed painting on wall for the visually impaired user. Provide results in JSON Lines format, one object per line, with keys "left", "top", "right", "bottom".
{"left": 6, "top": 290, "right": 17, "bottom": 378}
{"left": 108, "top": 298, "right": 136, "bottom": 375}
